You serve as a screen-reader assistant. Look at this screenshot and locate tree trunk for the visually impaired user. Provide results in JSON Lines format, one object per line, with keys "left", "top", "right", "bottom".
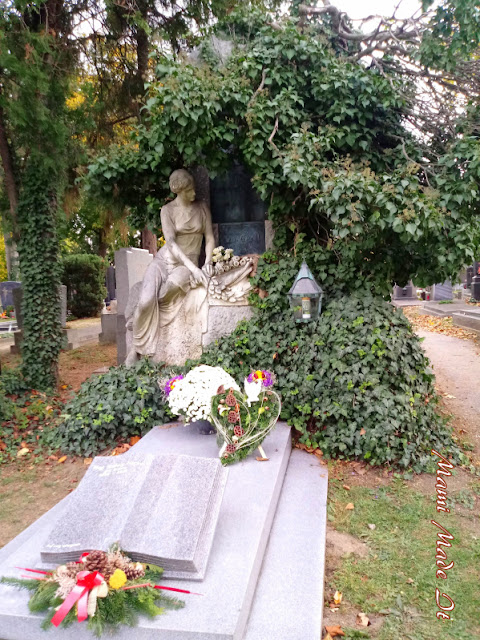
{"left": 141, "top": 227, "right": 157, "bottom": 255}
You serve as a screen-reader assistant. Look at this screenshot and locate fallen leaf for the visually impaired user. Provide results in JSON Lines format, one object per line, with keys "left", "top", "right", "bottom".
{"left": 256, "top": 456, "right": 269, "bottom": 461}
{"left": 406, "top": 577, "right": 414, "bottom": 584}
{"left": 325, "top": 624, "right": 345, "bottom": 637}
{"left": 84, "top": 458, "right": 93, "bottom": 466}
{"left": 368, "top": 523, "right": 376, "bottom": 530}
{"left": 17, "top": 447, "right": 30, "bottom": 457}
{"left": 49, "top": 454, "right": 58, "bottom": 460}
{"left": 21, "top": 440, "right": 28, "bottom": 448}
{"left": 314, "top": 448, "right": 324, "bottom": 457}
{"left": 444, "top": 394, "right": 456, "bottom": 399}
{"left": 342, "top": 484, "right": 351, "bottom": 491}
{"left": 129, "top": 436, "right": 141, "bottom": 446}
{"left": 57, "top": 455, "right": 67, "bottom": 464}
{"left": 359, "top": 428, "right": 366, "bottom": 436}
{"left": 0, "top": 441, "right": 6, "bottom": 451}
{"left": 112, "top": 444, "right": 130, "bottom": 455}
{"left": 345, "top": 503, "right": 355, "bottom": 510}
{"left": 329, "top": 607, "right": 339, "bottom": 612}
{"left": 324, "top": 635, "right": 334, "bottom": 640}
{"left": 333, "top": 590, "right": 343, "bottom": 605}
{"left": 356, "top": 612, "right": 370, "bottom": 627}
{"left": 61, "top": 385, "right": 68, "bottom": 390}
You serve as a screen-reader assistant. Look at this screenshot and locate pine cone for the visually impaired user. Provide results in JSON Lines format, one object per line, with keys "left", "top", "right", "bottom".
{"left": 65, "top": 562, "right": 82, "bottom": 579}
{"left": 84, "top": 550, "right": 108, "bottom": 574}
{"left": 124, "top": 562, "right": 145, "bottom": 580}
{"left": 103, "top": 550, "right": 132, "bottom": 579}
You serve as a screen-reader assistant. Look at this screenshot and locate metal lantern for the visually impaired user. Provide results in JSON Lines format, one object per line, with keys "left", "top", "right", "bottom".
{"left": 287, "top": 261, "right": 323, "bottom": 323}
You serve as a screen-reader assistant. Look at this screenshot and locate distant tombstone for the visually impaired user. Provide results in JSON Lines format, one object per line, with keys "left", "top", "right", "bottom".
{"left": 210, "top": 164, "right": 267, "bottom": 255}
{"left": 105, "top": 266, "right": 116, "bottom": 303}
{"left": 431, "top": 280, "right": 453, "bottom": 301}
{"left": 393, "top": 281, "right": 415, "bottom": 299}
{"left": 114, "top": 247, "right": 153, "bottom": 364}
{"left": 0, "top": 281, "right": 21, "bottom": 309}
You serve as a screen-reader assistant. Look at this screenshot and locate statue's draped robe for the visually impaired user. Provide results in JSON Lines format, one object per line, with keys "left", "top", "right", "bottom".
{"left": 133, "top": 203, "right": 208, "bottom": 357}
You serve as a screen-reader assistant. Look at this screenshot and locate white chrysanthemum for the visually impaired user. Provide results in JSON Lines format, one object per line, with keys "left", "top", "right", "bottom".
{"left": 167, "top": 365, "right": 239, "bottom": 423}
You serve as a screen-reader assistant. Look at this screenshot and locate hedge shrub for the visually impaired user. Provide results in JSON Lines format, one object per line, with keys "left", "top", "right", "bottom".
{"left": 54, "top": 293, "right": 461, "bottom": 471}
{"left": 54, "top": 358, "right": 175, "bottom": 457}
{"left": 61, "top": 254, "right": 106, "bottom": 318}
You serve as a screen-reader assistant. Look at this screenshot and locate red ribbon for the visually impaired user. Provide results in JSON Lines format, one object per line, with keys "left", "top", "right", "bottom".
{"left": 51, "top": 571, "right": 104, "bottom": 628}
{"left": 121, "top": 582, "right": 203, "bottom": 596}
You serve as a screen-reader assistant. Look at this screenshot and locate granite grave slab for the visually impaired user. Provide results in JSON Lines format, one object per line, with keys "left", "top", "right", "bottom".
{"left": 41, "top": 454, "right": 228, "bottom": 580}
{"left": 0, "top": 423, "right": 293, "bottom": 640}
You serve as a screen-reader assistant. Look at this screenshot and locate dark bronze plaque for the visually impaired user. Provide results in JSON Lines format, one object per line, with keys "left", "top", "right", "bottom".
{"left": 218, "top": 222, "right": 266, "bottom": 256}
{"left": 211, "top": 165, "right": 267, "bottom": 224}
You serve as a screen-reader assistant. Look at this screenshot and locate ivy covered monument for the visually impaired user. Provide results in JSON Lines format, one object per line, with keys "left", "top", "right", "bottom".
{"left": 58, "top": 4, "right": 480, "bottom": 470}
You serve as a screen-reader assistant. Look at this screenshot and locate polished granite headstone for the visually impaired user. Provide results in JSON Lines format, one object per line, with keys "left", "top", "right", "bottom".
{"left": 41, "top": 454, "right": 228, "bottom": 580}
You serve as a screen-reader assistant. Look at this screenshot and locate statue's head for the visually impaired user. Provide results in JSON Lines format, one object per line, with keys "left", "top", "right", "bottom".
{"left": 169, "top": 169, "right": 195, "bottom": 202}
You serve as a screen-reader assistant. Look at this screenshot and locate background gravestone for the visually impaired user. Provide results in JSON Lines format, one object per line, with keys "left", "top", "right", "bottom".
{"left": 105, "top": 266, "right": 116, "bottom": 304}
{"left": 0, "top": 281, "right": 21, "bottom": 309}
{"left": 114, "top": 248, "right": 153, "bottom": 364}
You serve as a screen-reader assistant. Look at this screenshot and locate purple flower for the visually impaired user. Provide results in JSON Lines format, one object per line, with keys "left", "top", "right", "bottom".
{"left": 247, "top": 370, "right": 275, "bottom": 387}
{"left": 163, "top": 375, "right": 184, "bottom": 396}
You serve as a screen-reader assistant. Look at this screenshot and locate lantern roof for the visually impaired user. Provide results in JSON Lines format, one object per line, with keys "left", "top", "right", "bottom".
{"left": 288, "top": 261, "right": 323, "bottom": 297}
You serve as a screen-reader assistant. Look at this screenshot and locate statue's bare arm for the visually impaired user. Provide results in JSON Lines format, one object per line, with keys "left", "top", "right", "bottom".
{"left": 161, "top": 206, "right": 208, "bottom": 288}
{"left": 203, "top": 206, "right": 216, "bottom": 266}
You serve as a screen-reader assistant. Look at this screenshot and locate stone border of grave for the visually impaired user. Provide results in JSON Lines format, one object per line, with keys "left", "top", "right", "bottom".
{"left": 0, "top": 422, "right": 327, "bottom": 640}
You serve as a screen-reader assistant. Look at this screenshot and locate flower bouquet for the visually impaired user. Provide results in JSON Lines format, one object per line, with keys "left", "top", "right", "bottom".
{"left": 161, "top": 365, "right": 240, "bottom": 425}
{"left": 0, "top": 547, "right": 198, "bottom": 636}
{"left": 211, "top": 370, "right": 281, "bottom": 465}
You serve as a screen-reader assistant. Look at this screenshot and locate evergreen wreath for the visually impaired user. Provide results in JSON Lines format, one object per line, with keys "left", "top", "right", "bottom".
{"left": 0, "top": 547, "right": 187, "bottom": 637}
{"left": 211, "top": 370, "right": 281, "bottom": 465}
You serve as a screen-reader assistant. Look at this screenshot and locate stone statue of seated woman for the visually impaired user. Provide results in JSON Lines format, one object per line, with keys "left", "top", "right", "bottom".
{"left": 125, "top": 169, "right": 254, "bottom": 366}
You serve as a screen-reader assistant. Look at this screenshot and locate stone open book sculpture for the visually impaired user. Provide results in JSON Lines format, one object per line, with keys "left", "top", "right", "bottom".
{"left": 41, "top": 454, "right": 228, "bottom": 580}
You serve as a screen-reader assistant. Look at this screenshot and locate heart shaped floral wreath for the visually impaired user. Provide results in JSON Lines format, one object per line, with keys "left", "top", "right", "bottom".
{"left": 211, "top": 370, "right": 281, "bottom": 465}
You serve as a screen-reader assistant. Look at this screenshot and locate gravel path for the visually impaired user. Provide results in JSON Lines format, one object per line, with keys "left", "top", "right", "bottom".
{"left": 417, "top": 329, "right": 480, "bottom": 459}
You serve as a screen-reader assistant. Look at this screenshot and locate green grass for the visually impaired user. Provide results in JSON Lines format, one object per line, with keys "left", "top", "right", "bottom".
{"left": 327, "top": 478, "right": 480, "bottom": 639}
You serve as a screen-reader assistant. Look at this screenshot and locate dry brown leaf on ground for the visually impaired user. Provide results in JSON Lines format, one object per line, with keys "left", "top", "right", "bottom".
{"left": 325, "top": 624, "right": 345, "bottom": 637}
{"left": 333, "top": 590, "right": 343, "bottom": 605}
{"left": 256, "top": 456, "right": 269, "bottom": 461}
{"left": 343, "top": 484, "right": 351, "bottom": 490}
{"left": 345, "top": 503, "right": 355, "bottom": 510}
{"left": 129, "top": 436, "right": 141, "bottom": 446}
{"left": 17, "top": 447, "right": 30, "bottom": 457}
{"left": 57, "top": 455, "right": 67, "bottom": 464}
{"left": 401, "top": 307, "right": 479, "bottom": 341}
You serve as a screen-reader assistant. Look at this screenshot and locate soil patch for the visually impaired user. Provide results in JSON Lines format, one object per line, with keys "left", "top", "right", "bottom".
{"left": 0, "top": 458, "right": 87, "bottom": 548}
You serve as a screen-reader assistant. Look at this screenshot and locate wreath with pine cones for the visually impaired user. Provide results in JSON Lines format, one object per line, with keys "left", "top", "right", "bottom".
{"left": 0, "top": 545, "right": 197, "bottom": 636}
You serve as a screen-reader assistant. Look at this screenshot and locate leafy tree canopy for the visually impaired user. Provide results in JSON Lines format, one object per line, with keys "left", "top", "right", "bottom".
{"left": 87, "top": 3, "right": 480, "bottom": 295}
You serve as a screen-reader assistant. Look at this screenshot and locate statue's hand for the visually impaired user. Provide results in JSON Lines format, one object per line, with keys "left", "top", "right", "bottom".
{"left": 203, "top": 262, "right": 215, "bottom": 277}
{"left": 191, "top": 267, "right": 209, "bottom": 288}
